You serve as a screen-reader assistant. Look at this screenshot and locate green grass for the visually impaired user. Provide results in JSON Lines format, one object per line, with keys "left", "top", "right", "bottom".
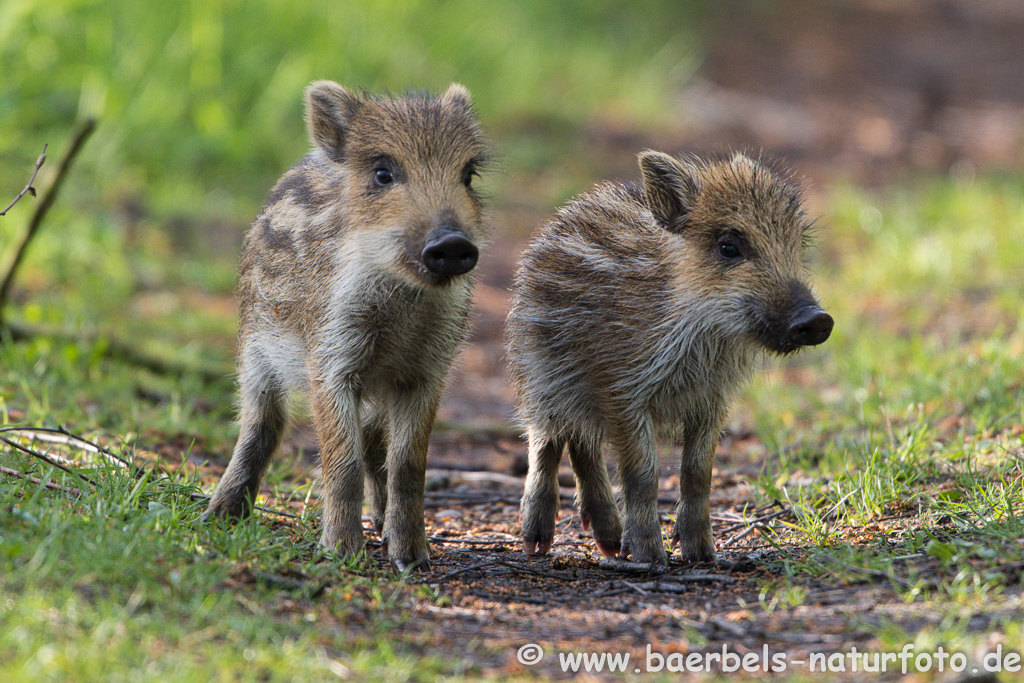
{"left": 0, "top": 331, "right": 236, "bottom": 445}
{"left": 0, "top": 436, "right": 451, "bottom": 682}
{"left": 735, "top": 174, "right": 1024, "bottom": 662}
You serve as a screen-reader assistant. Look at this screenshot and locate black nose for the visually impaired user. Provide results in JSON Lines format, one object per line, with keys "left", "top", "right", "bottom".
{"left": 422, "top": 232, "right": 478, "bottom": 277}
{"left": 788, "top": 307, "right": 834, "bottom": 346}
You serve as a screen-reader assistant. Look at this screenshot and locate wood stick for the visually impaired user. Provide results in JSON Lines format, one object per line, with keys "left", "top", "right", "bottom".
{"left": 0, "top": 144, "right": 47, "bottom": 216}
{"left": 0, "top": 120, "right": 96, "bottom": 328}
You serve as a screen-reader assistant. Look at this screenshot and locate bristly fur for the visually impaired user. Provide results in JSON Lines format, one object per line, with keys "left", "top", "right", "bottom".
{"left": 506, "top": 150, "right": 831, "bottom": 565}
{"left": 203, "top": 82, "right": 491, "bottom": 570}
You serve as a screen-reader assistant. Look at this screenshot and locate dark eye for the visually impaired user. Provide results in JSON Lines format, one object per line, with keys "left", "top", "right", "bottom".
{"left": 461, "top": 164, "right": 477, "bottom": 188}
{"left": 718, "top": 241, "right": 742, "bottom": 261}
{"left": 373, "top": 167, "right": 393, "bottom": 186}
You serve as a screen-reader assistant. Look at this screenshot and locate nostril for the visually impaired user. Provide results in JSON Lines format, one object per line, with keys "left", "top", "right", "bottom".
{"left": 788, "top": 309, "right": 834, "bottom": 346}
{"left": 421, "top": 233, "right": 479, "bottom": 277}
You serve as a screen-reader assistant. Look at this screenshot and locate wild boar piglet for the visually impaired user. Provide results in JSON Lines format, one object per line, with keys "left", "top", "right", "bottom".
{"left": 203, "top": 81, "right": 490, "bottom": 570}
{"left": 507, "top": 150, "right": 832, "bottom": 565}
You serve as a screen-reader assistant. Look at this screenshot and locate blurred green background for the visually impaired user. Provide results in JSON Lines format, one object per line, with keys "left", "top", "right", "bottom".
{"left": 1, "top": 0, "right": 700, "bottom": 226}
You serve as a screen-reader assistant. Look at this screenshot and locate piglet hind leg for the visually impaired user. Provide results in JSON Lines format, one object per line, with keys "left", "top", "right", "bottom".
{"left": 202, "top": 374, "right": 286, "bottom": 523}
{"left": 611, "top": 422, "right": 668, "bottom": 565}
{"left": 520, "top": 429, "right": 566, "bottom": 556}
{"left": 566, "top": 436, "right": 622, "bottom": 557}
{"left": 361, "top": 417, "right": 388, "bottom": 535}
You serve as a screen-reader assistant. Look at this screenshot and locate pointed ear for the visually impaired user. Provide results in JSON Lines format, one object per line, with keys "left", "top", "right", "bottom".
{"left": 305, "top": 80, "right": 363, "bottom": 162}
{"left": 638, "top": 151, "right": 700, "bottom": 232}
{"left": 439, "top": 83, "right": 473, "bottom": 110}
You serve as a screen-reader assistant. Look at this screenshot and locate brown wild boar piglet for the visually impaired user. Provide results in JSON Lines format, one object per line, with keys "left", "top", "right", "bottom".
{"left": 506, "top": 150, "right": 832, "bottom": 565}
{"left": 202, "top": 81, "right": 490, "bottom": 570}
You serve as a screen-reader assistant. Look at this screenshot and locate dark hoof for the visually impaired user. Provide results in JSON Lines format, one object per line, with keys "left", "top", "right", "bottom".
{"left": 392, "top": 557, "right": 431, "bottom": 573}
{"left": 524, "top": 540, "right": 552, "bottom": 556}
{"left": 619, "top": 537, "right": 668, "bottom": 566}
{"left": 594, "top": 538, "right": 621, "bottom": 558}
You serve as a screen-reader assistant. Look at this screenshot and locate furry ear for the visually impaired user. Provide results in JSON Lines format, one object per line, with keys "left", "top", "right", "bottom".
{"left": 438, "top": 83, "right": 473, "bottom": 110}
{"left": 729, "top": 152, "right": 755, "bottom": 169}
{"left": 305, "top": 80, "right": 364, "bottom": 162}
{"left": 638, "top": 150, "right": 700, "bottom": 232}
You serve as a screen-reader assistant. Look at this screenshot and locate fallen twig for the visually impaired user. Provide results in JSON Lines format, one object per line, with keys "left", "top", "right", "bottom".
{"left": 718, "top": 504, "right": 790, "bottom": 537}
{"left": 630, "top": 579, "right": 733, "bottom": 594}
{"left": 706, "top": 616, "right": 750, "bottom": 637}
{"left": 0, "top": 464, "right": 86, "bottom": 498}
{"left": 590, "top": 585, "right": 632, "bottom": 598}
{"left": 467, "top": 590, "right": 550, "bottom": 605}
{"left": 601, "top": 572, "right": 741, "bottom": 597}
{"left": 427, "top": 535, "right": 517, "bottom": 545}
{"left": 0, "top": 433, "right": 98, "bottom": 490}
{"left": 702, "top": 558, "right": 740, "bottom": 618}
{"left": 712, "top": 501, "right": 780, "bottom": 527}
{"left": 720, "top": 523, "right": 761, "bottom": 549}
{"left": 657, "top": 572, "right": 737, "bottom": 584}
{"left": 0, "top": 144, "right": 47, "bottom": 216}
{"left": 719, "top": 507, "right": 792, "bottom": 550}
{"left": 498, "top": 558, "right": 576, "bottom": 580}
{"left": 598, "top": 557, "right": 669, "bottom": 574}
{"left": 0, "top": 426, "right": 134, "bottom": 470}
{"left": 420, "top": 559, "right": 504, "bottom": 584}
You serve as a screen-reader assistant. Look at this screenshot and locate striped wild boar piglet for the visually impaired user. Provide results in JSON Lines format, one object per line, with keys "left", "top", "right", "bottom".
{"left": 203, "top": 81, "right": 490, "bottom": 570}
{"left": 506, "top": 151, "right": 832, "bottom": 565}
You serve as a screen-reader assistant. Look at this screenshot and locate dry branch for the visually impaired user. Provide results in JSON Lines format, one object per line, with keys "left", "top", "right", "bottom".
{"left": 0, "top": 120, "right": 96, "bottom": 329}
{"left": 0, "top": 424, "right": 305, "bottom": 519}
{"left": 427, "top": 535, "right": 518, "bottom": 545}
{"left": 0, "top": 144, "right": 47, "bottom": 216}
{"left": 717, "top": 502, "right": 789, "bottom": 536}
{"left": 0, "top": 464, "right": 86, "bottom": 498}
{"left": 0, "top": 426, "right": 133, "bottom": 470}
{"left": 0, "top": 433, "right": 98, "bottom": 490}
{"left": 468, "top": 590, "right": 549, "bottom": 604}
{"left": 719, "top": 507, "right": 793, "bottom": 549}
{"left": 419, "top": 559, "right": 503, "bottom": 583}
{"left": 598, "top": 557, "right": 669, "bottom": 573}
{"left": 629, "top": 577, "right": 736, "bottom": 594}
